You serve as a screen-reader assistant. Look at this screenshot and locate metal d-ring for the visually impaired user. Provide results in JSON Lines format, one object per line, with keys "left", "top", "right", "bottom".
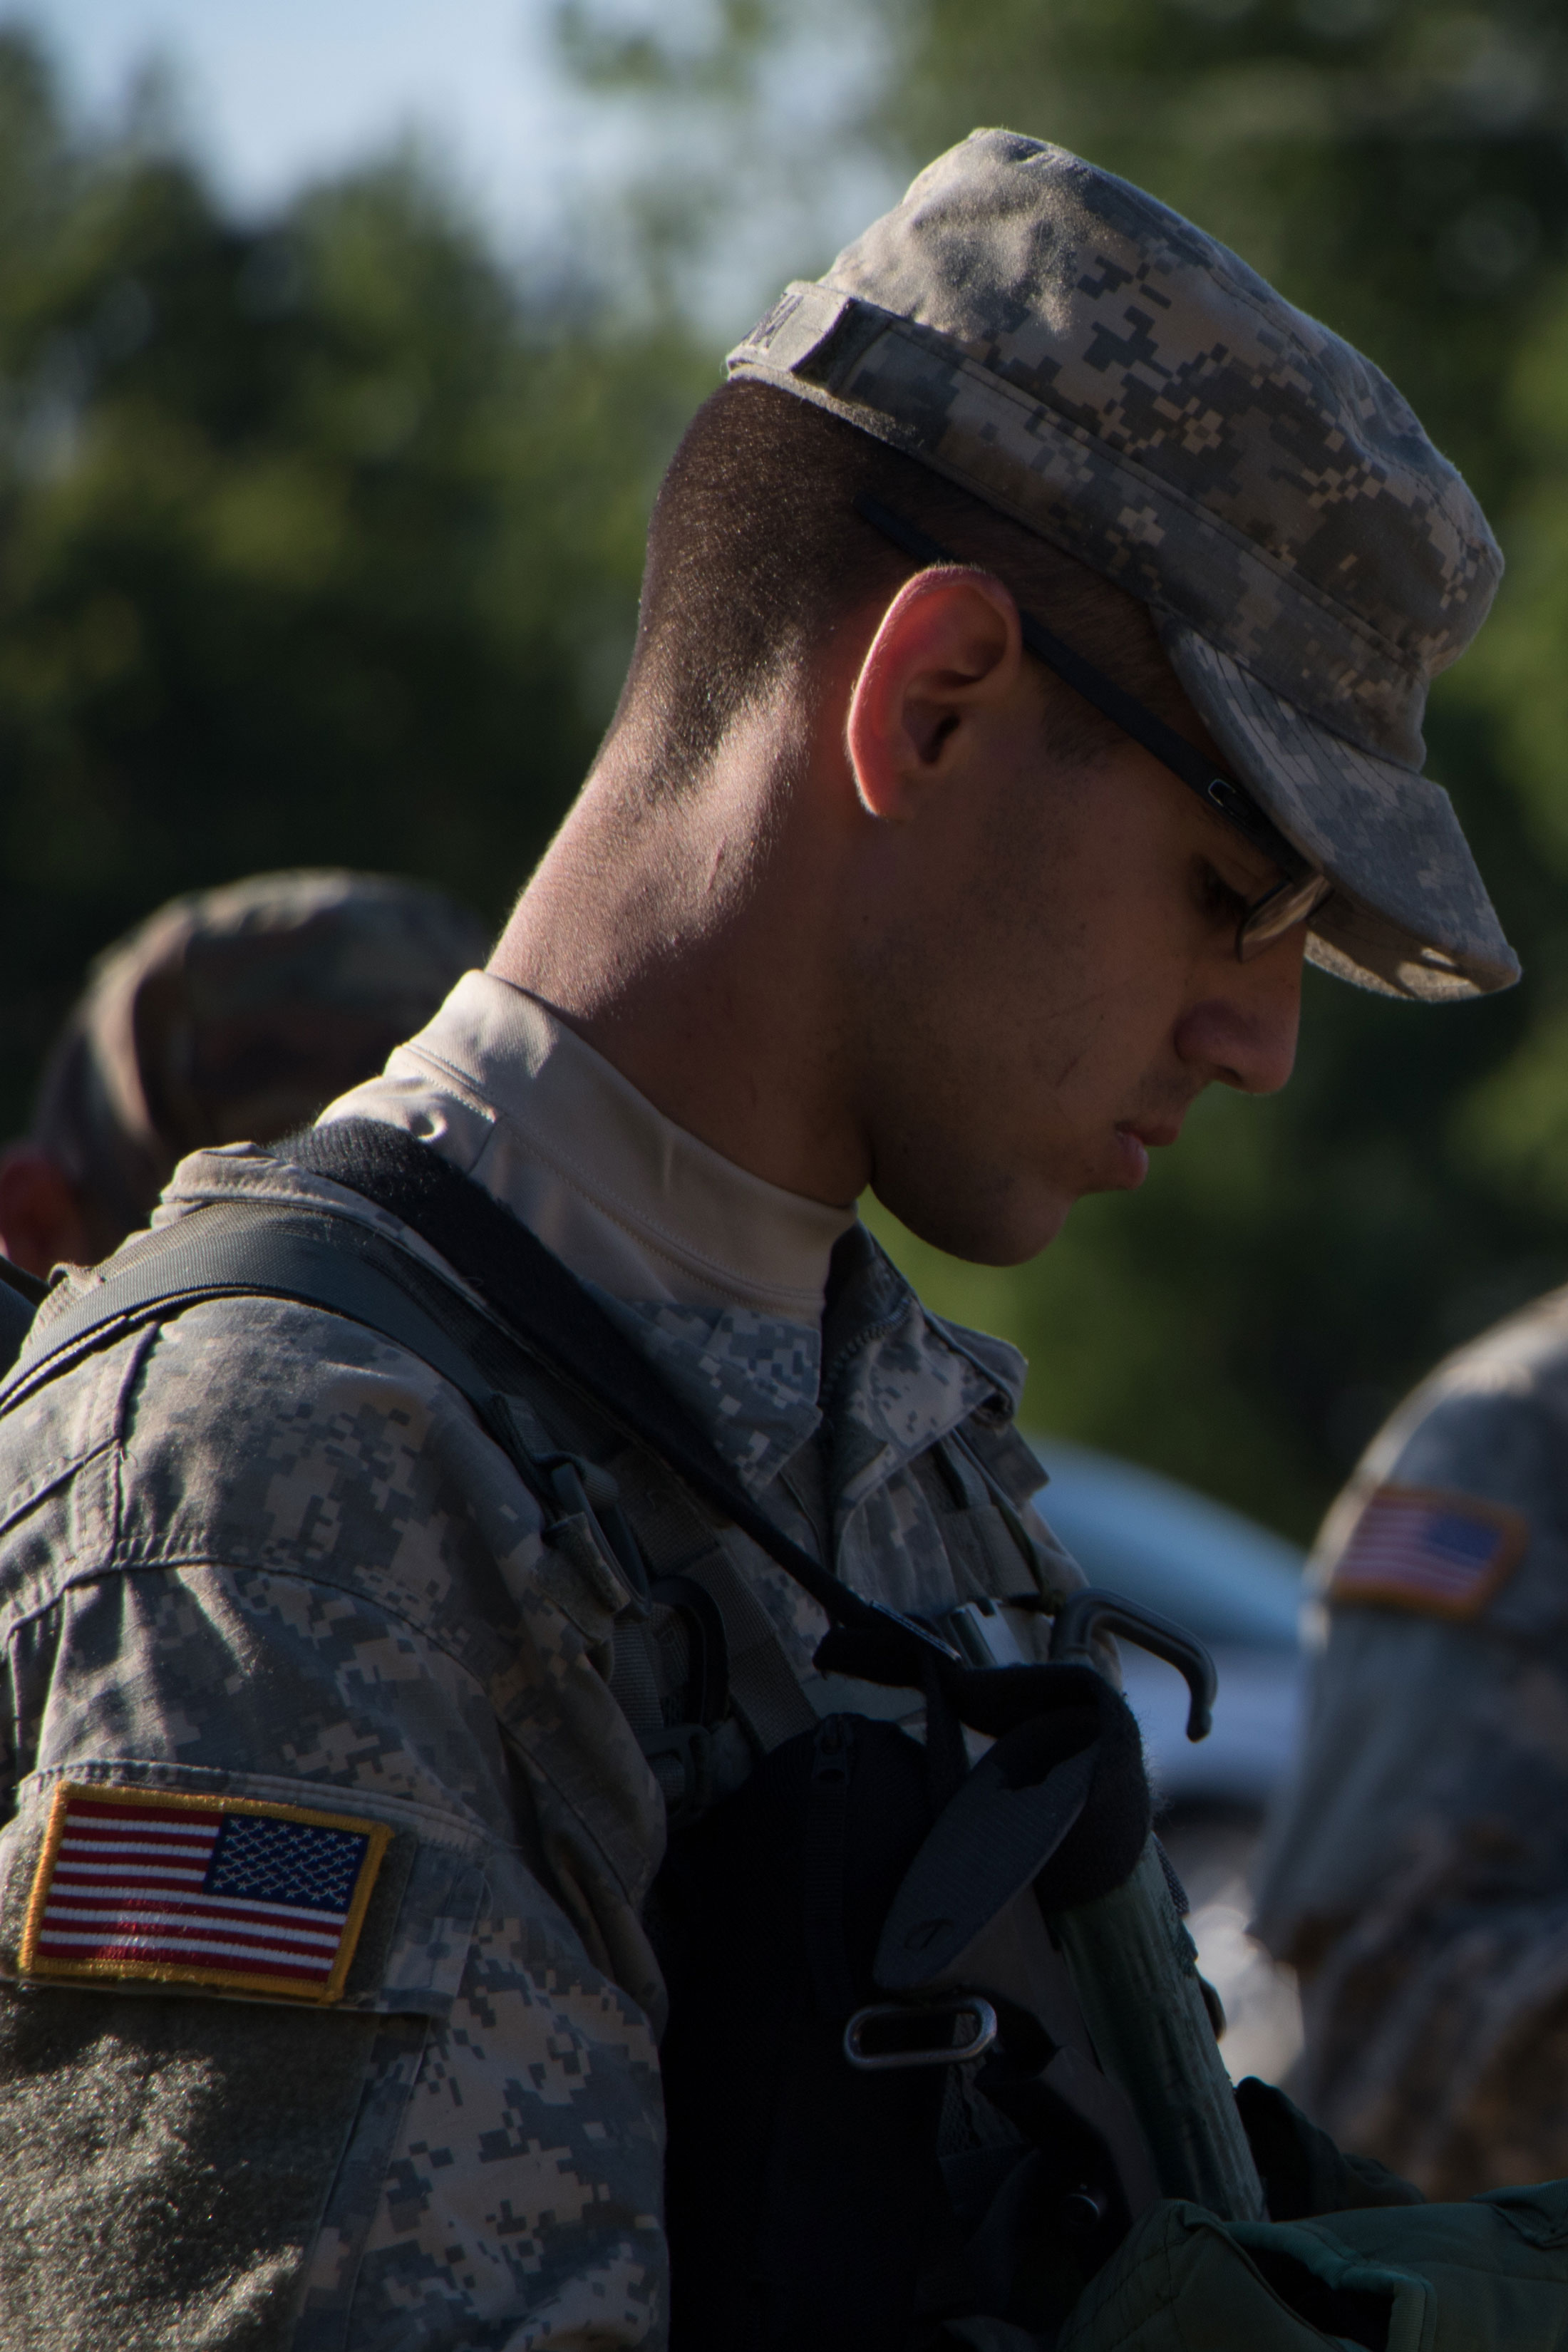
{"left": 843, "top": 1996, "right": 999, "bottom": 2071}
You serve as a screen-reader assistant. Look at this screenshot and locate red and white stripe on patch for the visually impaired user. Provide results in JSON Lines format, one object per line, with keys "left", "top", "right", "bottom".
{"left": 1327, "top": 1483, "right": 1528, "bottom": 1621}
{"left": 21, "top": 1785, "right": 389, "bottom": 2002}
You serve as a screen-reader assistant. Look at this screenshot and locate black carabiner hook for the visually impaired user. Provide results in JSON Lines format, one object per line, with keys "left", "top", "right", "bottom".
{"left": 1048, "top": 1588, "right": 1216, "bottom": 1743}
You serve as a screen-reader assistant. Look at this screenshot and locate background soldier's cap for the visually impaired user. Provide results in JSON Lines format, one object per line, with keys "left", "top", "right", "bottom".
{"left": 727, "top": 128, "right": 1517, "bottom": 1001}
{"left": 32, "top": 869, "right": 490, "bottom": 1235}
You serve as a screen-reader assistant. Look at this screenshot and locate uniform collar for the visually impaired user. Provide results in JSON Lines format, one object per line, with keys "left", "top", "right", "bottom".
{"left": 324, "top": 971, "right": 857, "bottom": 1323}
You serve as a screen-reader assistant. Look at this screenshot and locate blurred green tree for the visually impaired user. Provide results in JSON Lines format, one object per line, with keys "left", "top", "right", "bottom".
{"left": 0, "top": 29, "right": 705, "bottom": 1132}
{"left": 558, "top": 0, "right": 1568, "bottom": 1535}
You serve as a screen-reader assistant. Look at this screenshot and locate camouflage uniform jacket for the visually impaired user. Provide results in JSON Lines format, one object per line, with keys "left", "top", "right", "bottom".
{"left": 1254, "top": 1284, "right": 1568, "bottom": 2197}
{"left": 0, "top": 1110, "right": 1074, "bottom": 2346}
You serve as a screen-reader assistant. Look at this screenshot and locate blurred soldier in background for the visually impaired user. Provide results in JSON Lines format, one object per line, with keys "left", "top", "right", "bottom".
{"left": 0, "top": 869, "right": 491, "bottom": 1276}
{"left": 1257, "top": 1299, "right": 1568, "bottom": 2196}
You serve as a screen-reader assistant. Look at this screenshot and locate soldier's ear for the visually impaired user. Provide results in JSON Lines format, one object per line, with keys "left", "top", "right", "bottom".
{"left": 0, "top": 1146, "right": 96, "bottom": 1279}
{"left": 844, "top": 567, "right": 1023, "bottom": 821}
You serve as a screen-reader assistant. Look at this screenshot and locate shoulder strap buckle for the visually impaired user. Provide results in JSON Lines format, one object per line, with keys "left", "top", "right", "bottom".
{"left": 639, "top": 1721, "right": 716, "bottom": 1830}
{"left": 535, "top": 1450, "right": 651, "bottom": 1616}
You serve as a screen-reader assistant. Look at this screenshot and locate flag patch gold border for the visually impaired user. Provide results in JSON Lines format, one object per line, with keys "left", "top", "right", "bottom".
{"left": 1326, "top": 1483, "right": 1529, "bottom": 1622}
{"left": 20, "top": 1783, "right": 390, "bottom": 2003}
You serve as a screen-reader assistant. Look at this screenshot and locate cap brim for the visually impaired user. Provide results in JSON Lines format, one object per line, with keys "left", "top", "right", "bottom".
{"left": 1160, "top": 624, "right": 1520, "bottom": 1001}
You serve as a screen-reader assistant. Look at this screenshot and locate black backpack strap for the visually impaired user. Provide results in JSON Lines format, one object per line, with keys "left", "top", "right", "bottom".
{"left": 0, "top": 1255, "right": 45, "bottom": 1381}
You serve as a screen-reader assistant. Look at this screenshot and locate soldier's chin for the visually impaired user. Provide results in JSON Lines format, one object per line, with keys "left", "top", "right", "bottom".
{"left": 873, "top": 1168, "right": 1079, "bottom": 1268}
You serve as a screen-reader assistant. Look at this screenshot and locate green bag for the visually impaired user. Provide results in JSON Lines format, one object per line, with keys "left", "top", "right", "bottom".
{"left": 1054, "top": 2180, "right": 1568, "bottom": 2352}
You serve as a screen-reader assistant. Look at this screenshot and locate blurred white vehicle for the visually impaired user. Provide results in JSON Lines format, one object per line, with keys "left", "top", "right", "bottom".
{"left": 1029, "top": 1436, "right": 1306, "bottom": 1810}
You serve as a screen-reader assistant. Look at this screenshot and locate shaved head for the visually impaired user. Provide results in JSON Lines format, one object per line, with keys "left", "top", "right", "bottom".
{"left": 612, "top": 380, "right": 1194, "bottom": 797}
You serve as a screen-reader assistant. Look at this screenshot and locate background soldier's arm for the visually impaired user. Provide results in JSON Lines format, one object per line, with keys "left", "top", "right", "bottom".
{"left": 1256, "top": 1373, "right": 1568, "bottom": 2197}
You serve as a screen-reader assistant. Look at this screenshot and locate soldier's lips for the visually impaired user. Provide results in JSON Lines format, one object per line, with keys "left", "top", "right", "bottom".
{"left": 1111, "top": 1118, "right": 1182, "bottom": 1187}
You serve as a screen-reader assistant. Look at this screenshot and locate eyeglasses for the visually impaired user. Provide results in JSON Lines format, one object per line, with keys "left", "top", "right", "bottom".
{"left": 853, "top": 495, "right": 1334, "bottom": 962}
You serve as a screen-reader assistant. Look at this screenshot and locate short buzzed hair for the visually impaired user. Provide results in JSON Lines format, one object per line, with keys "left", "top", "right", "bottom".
{"left": 613, "top": 379, "right": 1197, "bottom": 793}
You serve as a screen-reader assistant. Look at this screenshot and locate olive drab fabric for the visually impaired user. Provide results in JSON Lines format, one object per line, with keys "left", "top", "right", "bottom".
{"left": 1257, "top": 1284, "right": 1568, "bottom": 2197}
{"left": 728, "top": 131, "right": 1517, "bottom": 1002}
{"left": 1056, "top": 2182, "right": 1568, "bottom": 2352}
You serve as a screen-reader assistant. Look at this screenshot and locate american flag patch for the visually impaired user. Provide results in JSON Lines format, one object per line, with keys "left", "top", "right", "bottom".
{"left": 1327, "top": 1483, "right": 1528, "bottom": 1621}
{"left": 21, "top": 1785, "right": 389, "bottom": 2002}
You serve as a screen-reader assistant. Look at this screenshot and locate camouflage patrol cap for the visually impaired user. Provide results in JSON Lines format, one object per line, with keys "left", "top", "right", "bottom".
{"left": 32, "top": 870, "right": 490, "bottom": 1237}
{"left": 727, "top": 130, "right": 1517, "bottom": 1001}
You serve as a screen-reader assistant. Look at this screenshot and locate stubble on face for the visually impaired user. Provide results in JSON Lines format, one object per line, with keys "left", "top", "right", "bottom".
{"left": 851, "top": 731, "right": 1237, "bottom": 1266}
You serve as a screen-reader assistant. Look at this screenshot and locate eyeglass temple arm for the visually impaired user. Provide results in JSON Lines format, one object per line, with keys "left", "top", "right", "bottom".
{"left": 852, "top": 494, "right": 1306, "bottom": 882}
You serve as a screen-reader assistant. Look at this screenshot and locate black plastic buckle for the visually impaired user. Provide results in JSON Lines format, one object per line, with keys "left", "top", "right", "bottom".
{"left": 640, "top": 1721, "right": 715, "bottom": 1830}
{"left": 1048, "top": 1588, "right": 1215, "bottom": 1743}
{"left": 649, "top": 1572, "right": 731, "bottom": 1729}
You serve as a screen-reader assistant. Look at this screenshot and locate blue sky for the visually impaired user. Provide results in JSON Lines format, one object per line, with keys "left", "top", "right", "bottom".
{"left": 31, "top": 1, "right": 597, "bottom": 244}
{"left": 25, "top": 1, "right": 899, "bottom": 326}
{"left": 35, "top": 4, "right": 587, "bottom": 228}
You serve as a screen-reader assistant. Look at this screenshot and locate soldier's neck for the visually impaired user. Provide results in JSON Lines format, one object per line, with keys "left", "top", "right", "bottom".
{"left": 490, "top": 713, "right": 868, "bottom": 1215}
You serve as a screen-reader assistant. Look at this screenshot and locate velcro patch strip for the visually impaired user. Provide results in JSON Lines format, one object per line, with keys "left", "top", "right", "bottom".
{"left": 20, "top": 1783, "right": 390, "bottom": 2003}
{"left": 1326, "top": 1482, "right": 1528, "bottom": 1621}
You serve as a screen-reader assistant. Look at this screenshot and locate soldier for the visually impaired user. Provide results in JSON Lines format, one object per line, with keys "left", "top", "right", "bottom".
{"left": 0, "top": 868, "right": 491, "bottom": 1274}
{"left": 1255, "top": 1299, "right": 1568, "bottom": 2199}
{"left": 0, "top": 130, "right": 1558, "bottom": 2351}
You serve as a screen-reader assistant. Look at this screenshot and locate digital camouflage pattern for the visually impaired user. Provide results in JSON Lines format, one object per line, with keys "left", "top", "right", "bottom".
{"left": 29, "top": 869, "right": 491, "bottom": 1247}
{"left": 1255, "top": 1285, "right": 1568, "bottom": 2197}
{"left": 728, "top": 130, "right": 1517, "bottom": 1002}
{"left": 0, "top": 1138, "right": 1076, "bottom": 2348}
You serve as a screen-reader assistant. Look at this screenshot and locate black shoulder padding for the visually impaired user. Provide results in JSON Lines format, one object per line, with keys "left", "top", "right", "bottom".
{"left": 0, "top": 1256, "right": 46, "bottom": 1311}
{"left": 0, "top": 1253, "right": 46, "bottom": 1381}
{"left": 656, "top": 1713, "right": 945, "bottom": 2351}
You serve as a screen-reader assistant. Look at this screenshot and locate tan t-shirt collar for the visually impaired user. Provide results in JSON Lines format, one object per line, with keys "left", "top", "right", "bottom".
{"left": 322, "top": 970, "right": 857, "bottom": 1321}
